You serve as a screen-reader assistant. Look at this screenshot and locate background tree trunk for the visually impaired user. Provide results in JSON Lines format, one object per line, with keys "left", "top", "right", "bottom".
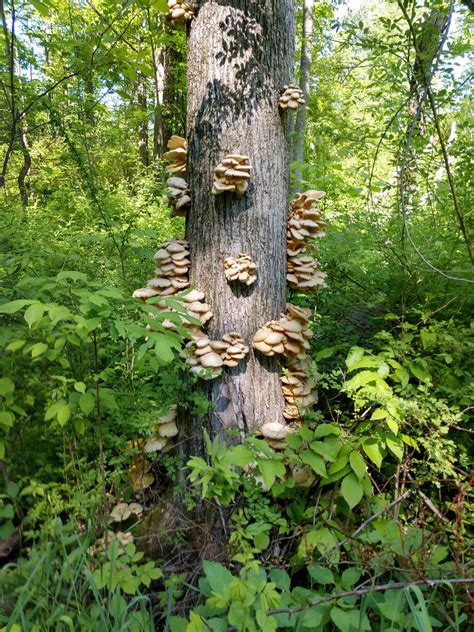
{"left": 186, "top": 0, "right": 296, "bottom": 440}
{"left": 292, "top": 0, "right": 314, "bottom": 190}
{"left": 137, "top": 71, "right": 150, "bottom": 167}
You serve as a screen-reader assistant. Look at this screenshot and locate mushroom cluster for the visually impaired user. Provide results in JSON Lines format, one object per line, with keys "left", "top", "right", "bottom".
{"left": 224, "top": 253, "right": 257, "bottom": 286}
{"left": 279, "top": 84, "right": 305, "bottom": 110}
{"left": 259, "top": 421, "right": 295, "bottom": 450}
{"left": 212, "top": 154, "right": 252, "bottom": 196}
{"left": 287, "top": 254, "right": 327, "bottom": 292}
{"left": 281, "top": 364, "right": 318, "bottom": 420}
{"left": 145, "top": 405, "right": 178, "bottom": 454}
{"left": 163, "top": 135, "right": 187, "bottom": 173}
{"left": 287, "top": 190, "right": 326, "bottom": 254}
{"left": 166, "top": 0, "right": 195, "bottom": 27}
{"left": 252, "top": 304, "right": 313, "bottom": 361}
{"left": 182, "top": 332, "right": 249, "bottom": 379}
{"left": 110, "top": 502, "right": 143, "bottom": 523}
{"left": 149, "top": 289, "right": 213, "bottom": 334}
{"left": 133, "top": 240, "right": 190, "bottom": 300}
{"left": 220, "top": 332, "right": 249, "bottom": 367}
{"left": 165, "top": 176, "right": 190, "bottom": 217}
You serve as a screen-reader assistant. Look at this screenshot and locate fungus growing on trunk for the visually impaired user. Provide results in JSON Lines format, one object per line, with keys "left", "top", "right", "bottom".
{"left": 163, "top": 135, "right": 187, "bottom": 173}
{"left": 165, "top": 176, "right": 191, "bottom": 217}
{"left": 166, "top": 0, "right": 195, "bottom": 27}
{"left": 224, "top": 253, "right": 257, "bottom": 286}
{"left": 279, "top": 84, "right": 305, "bottom": 110}
{"left": 252, "top": 304, "right": 313, "bottom": 360}
{"left": 212, "top": 154, "right": 252, "bottom": 196}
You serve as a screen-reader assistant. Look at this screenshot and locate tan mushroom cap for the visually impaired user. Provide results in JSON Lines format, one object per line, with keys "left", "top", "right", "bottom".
{"left": 288, "top": 254, "right": 327, "bottom": 292}
{"left": 157, "top": 421, "right": 179, "bottom": 438}
{"left": 279, "top": 84, "right": 305, "bottom": 110}
{"left": 163, "top": 135, "right": 187, "bottom": 172}
{"left": 110, "top": 502, "right": 132, "bottom": 522}
{"left": 212, "top": 154, "right": 252, "bottom": 197}
{"left": 252, "top": 304, "right": 312, "bottom": 360}
{"left": 224, "top": 253, "right": 257, "bottom": 286}
{"left": 144, "top": 436, "right": 169, "bottom": 453}
{"left": 292, "top": 465, "right": 316, "bottom": 487}
{"left": 166, "top": 0, "right": 195, "bottom": 26}
{"left": 260, "top": 422, "right": 294, "bottom": 440}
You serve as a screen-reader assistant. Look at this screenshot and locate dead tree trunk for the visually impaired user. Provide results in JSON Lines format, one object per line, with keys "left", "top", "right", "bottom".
{"left": 292, "top": 0, "right": 314, "bottom": 189}
{"left": 186, "top": 0, "right": 296, "bottom": 440}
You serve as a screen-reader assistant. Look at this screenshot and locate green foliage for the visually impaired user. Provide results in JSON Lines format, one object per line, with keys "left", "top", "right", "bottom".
{"left": 0, "top": 520, "right": 158, "bottom": 631}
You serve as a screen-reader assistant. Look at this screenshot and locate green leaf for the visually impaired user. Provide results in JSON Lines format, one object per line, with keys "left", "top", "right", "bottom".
{"left": 0, "top": 440, "right": 4, "bottom": 459}
{"left": 257, "top": 459, "right": 285, "bottom": 488}
{"left": 341, "top": 472, "right": 364, "bottom": 509}
{"left": 362, "top": 440, "right": 383, "bottom": 468}
{"left": 29, "top": 0, "right": 50, "bottom": 16}
{"left": 74, "top": 382, "right": 86, "bottom": 394}
{"left": 341, "top": 567, "right": 362, "bottom": 589}
{"left": 31, "top": 342, "right": 48, "bottom": 358}
{"left": 0, "top": 411, "right": 15, "bottom": 430}
{"left": 409, "top": 362, "right": 431, "bottom": 383}
{"left": 0, "top": 300, "right": 34, "bottom": 314}
{"left": 6, "top": 339, "right": 26, "bottom": 351}
{"left": 345, "top": 346, "right": 364, "bottom": 369}
{"left": 202, "top": 561, "right": 233, "bottom": 593}
{"left": 307, "top": 565, "right": 335, "bottom": 584}
{"left": 300, "top": 450, "right": 327, "bottom": 477}
{"left": 24, "top": 303, "right": 46, "bottom": 328}
{"left": 79, "top": 392, "right": 95, "bottom": 415}
{"left": 231, "top": 445, "right": 253, "bottom": 467}
{"left": 0, "top": 504, "right": 14, "bottom": 520}
{"left": 57, "top": 403, "right": 71, "bottom": 426}
{"left": 349, "top": 451, "right": 366, "bottom": 480}
{"left": 370, "top": 407, "right": 387, "bottom": 420}
{"left": 313, "top": 423, "right": 340, "bottom": 438}
{"left": 300, "top": 607, "right": 323, "bottom": 628}
{"left": 0, "top": 378, "right": 15, "bottom": 396}
{"left": 386, "top": 436, "right": 404, "bottom": 460}
{"left": 254, "top": 531, "right": 270, "bottom": 551}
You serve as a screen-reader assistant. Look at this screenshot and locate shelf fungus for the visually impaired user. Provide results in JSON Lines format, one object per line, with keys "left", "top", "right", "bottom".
{"left": 287, "top": 190, "right": 326, "bottom": 253}
{"left": 132, "top": 239, "right": 190, "bottom": 300}
{"left": 144, "top": 405, "right": 178, "bottom": 454}
{"left": 252, "top": 304, "right": 313, "bottom": 361}
{"left": 281, "top": 364, "right": 318, "bottom": 420}
{"left": 163, "top": 135, "right": 187, "bottom": 173}
{"left": 212, "top": 154, "right": 252, "bottom": 196}
{"left": 166, "top": 0, "right": 195, "bottom": 26}
{"left": 182, "top": 332, "right": 249, "bottom": 378}
{"left": 287, "top": 254, "right": 327, "bottom": 292}
{"left": 259, "top": 422, "right": 295, "bottom": 450}
{"left": 148, "top": 289, "right": 213, "bottom": 335}
{"left": 279, "top": 84, "right": 305, "bottom": 110}
{"left": 224, "top": 253, "right": 257, "bottom": 286}
{"left": 165, "top": 176, "right": 190, "bottom": 217}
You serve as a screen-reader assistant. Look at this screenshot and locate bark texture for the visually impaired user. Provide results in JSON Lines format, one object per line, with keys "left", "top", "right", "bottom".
{"left": 292, "top": 0, "right": 314, "bottom": 189}
{"left": 186, "top": 0, "right": 295, "bottom": 439}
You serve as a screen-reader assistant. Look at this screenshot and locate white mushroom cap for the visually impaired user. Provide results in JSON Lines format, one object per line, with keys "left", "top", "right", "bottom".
{"left": 260, "top": 422, "right": 293, "bottom": 440}
{"left": 144, "top": 436, "right": 169, "bottom": 453}
{"left": 110, "top": 503, "right": 132, "bottom": 522}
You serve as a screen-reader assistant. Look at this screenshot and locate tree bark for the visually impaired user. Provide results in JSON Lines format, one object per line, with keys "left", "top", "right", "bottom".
{"left": 17, "top": 122, "right": 31, "bottom": 206}
{"left": 186, "top": 0, "right": 295, "bottom": 440}
{"left": 292, "top": 0, "right": 314, "bottom": 190}
{"left": 137, "top": 71, "right": 150, "bottom": 167}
